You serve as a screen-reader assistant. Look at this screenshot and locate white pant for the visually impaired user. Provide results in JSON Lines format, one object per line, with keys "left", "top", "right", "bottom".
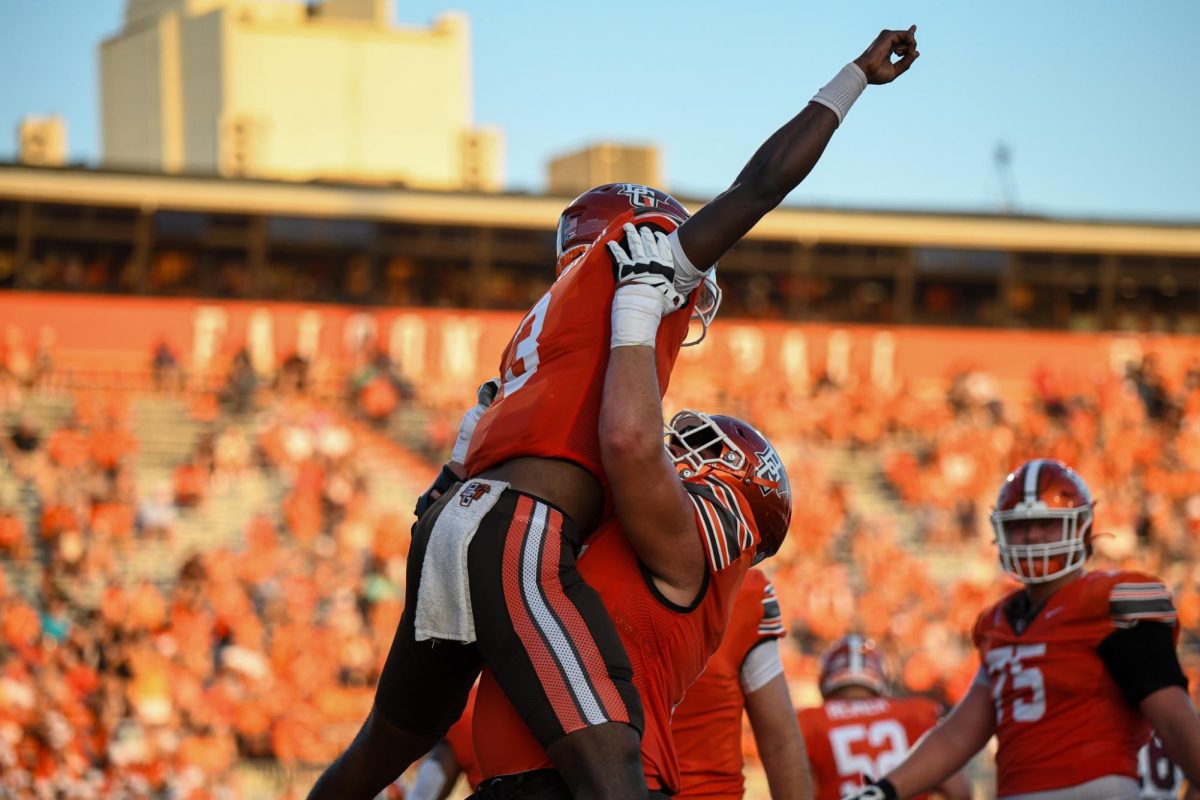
{"left": 1002, "top": 776, "right": 1139, "bottom": 800}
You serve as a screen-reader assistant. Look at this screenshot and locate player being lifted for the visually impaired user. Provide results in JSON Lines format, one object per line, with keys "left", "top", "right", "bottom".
{"left": 845, "top": 459, "right": 1200, "bottom": 800}
{"left": 309, "top": 24, "right": 920, "bottom": 800}
{"left": 468, "top": 225, "right": 796, "bottom": 796}
{"left": 797, "top": 635, "right": 968, "bottom": 800}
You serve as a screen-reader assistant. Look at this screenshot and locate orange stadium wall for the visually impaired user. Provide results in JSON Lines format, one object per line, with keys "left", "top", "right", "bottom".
{"left": 2, "top": 292, "right": 1198, "bottom": 395}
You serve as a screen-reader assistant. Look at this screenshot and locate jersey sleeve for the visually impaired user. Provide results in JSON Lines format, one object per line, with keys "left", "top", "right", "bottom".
{"left": 682, "top": 478, "right": 756, "bottom": 574}
{"left": 757, "top": 579, "right": 786, "bottom": 640}
{"left": 1108, "top": 577, "right": 1178, "bottom": 630}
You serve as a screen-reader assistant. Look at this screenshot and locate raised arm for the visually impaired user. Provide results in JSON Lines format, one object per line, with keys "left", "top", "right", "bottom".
{"left": 674, "top": 26, "right": 919, "bottom": 274}
{"left": 598, "top": 227, "right": 706, "bottom": 603}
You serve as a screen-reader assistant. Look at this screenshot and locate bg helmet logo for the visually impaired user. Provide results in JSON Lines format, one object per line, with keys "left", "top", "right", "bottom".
{"left": 617, "top": 184, "right": 660, "bottom": 209}
{"left": 755, "top": 444, "right": 787, "bottom": 497}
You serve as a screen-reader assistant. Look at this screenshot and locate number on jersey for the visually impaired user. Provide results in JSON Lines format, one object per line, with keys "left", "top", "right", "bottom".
{"left": 830, "top": 720, "right": 909, "bottom": 797}
{"left": 501, "top": 292, "right": 551, "bottom": 396}
{"left": 985, "top": 643, "right": 1047, "bottom": 724}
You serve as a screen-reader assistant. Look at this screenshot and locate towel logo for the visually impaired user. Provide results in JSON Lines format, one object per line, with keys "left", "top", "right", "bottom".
{"left": 459, "top": 482, "right": 492, "bottom": 507}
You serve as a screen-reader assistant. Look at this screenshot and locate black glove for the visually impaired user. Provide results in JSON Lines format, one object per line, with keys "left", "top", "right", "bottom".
{"left": 843, "top": 778, "right": 899, "bottom": 800}
{"left": 414, "top": 463, "right": 462, "bottom": 519}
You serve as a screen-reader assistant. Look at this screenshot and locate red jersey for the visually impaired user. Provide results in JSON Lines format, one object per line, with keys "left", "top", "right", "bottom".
{"left": 472, "top": 476, "right": 760, "bottom": 794}
{"left": 465, "top": 220, "right": 694, "bottom": 490}
{"left": 972, "top": 570, "right": 1178, "bottom": 797}
{"left": 443, "top": 685, "right": 483, "bottom": 793}
{"left": 798, "top": 696, "right": 941, "bottom": 800}
{"left": 672, "top": 569, "right": 786, "bottom": 800}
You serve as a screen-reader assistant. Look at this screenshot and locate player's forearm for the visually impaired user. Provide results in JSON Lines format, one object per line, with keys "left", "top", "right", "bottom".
{"left": 747, "top": 676, "right": 813, "bottom": 800}
{"left": 676, "top": 103, "right": 838, "bottom": 271}
{"left": 599, "top": 345, "right": 665, "bottom": 473}
{"left": 1142, "top": 687, "right": 1200, "bottom": 787}
{"left": 935, "top": 771, "right": 972, "bottom": 800}
{"left": 886, "top": 685, "right": 993, "bottom": 799}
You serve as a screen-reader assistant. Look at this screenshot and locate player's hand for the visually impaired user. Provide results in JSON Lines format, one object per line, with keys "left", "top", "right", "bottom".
{"left": 608, "top": 223, "right": 686, "bottom": 313}
{"left": 842, "top": 778, "right": 900, "bottom": 800}
{"left": 853, "top": 25, "right": 919, "bottom": 85}
{"left": 414, "top": 462, "right": 464, "bottom": 519}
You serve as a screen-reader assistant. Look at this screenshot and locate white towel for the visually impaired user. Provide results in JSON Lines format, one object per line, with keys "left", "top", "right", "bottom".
{"left": 414, "top": 479, "right": 509, "bottom": 643}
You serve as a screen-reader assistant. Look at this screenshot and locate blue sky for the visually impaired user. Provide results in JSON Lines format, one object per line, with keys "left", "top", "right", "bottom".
{"left": 1, "top": 0, "right": 1198, "bottom": 221}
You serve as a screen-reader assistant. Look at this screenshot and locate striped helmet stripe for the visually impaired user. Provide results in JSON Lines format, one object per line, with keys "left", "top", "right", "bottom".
{"left": 848, "top": 634, "right": 863, "bottom": 673}
{"left": 1023, "top": 458, "right": 1046, "bottom": 504}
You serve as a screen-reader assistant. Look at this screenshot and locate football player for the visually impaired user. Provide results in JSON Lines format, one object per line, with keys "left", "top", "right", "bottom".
{"left": 844, "top": 459, "right": 1200, "bottom": 800}
{"left": 1138, "top": 733, "right": 1200, "bottom": 800}
{"left": 467, "top": 289, "right": 794, "bottom": 796}
{"left": 672, "top": 570, "right": 812, "bottom": 799}
{"left": 797, "top": 635, "right": 969, "bottom": 800}
{"left": 310, "top": 25, "right": 920, "bottom": 800}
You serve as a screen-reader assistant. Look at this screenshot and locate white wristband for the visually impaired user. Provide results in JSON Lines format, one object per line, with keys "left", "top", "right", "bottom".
{"left": 611, "top": 284, "right": 666, "bottom": 349}
{"left": 811, "top": 62, "right": 868, "bottom": 124}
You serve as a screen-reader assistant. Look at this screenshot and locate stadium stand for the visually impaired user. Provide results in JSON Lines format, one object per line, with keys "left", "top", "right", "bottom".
{"left": 1, "top": 309, "right": 1198, "bottom": 797}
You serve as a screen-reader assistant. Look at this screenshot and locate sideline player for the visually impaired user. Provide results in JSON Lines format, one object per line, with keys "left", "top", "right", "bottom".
{"left": 309, "top": 24, "right": 920, "bottom": 800}
{"left": 1138, "top": 733, "right": 1200, "bottom": 800}
{"left": 798, "top": 636, "right": 968, "bottom": 800}
{"left": 672, "top": 570, "right": 812, "bottom": 799}
{"left": 845, "top": 459, "right": 1200, "bottom": 800}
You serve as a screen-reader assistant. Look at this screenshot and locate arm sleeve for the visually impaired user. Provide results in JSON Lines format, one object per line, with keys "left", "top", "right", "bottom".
{"left": 1097, "top": 621, "right": 1188, "bottom": 707}
{"left": 740, "top": 639, "right": 785, "bottom": 695}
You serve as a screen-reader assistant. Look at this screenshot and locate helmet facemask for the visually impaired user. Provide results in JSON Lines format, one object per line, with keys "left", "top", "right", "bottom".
{"left": 682, "top": 267, "right": 722, "bottom": 347}
{"left": 991, "top": 504, "right": 1092, "bottom": 584}
{"left": 665, "top": 410, "right": 745, "bottom": 479}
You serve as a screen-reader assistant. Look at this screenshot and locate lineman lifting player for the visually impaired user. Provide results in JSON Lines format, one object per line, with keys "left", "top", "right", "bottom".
{"left": 308, "top": 24, "right": 920, "bottom": 800}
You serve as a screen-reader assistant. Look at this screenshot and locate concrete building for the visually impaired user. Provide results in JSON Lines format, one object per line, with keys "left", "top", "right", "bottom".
{"left": 547, "top": 142, "right": 662, "bottom": 196}
{"left": 100, "top": 0, "right": 503, "bottom": 190}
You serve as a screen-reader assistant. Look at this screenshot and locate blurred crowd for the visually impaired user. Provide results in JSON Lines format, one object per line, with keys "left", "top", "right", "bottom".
{"left": 2, "top": 339, "right": 1199, "bottom": 797}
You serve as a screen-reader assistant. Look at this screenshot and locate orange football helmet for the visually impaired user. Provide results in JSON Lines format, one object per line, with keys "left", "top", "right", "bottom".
{"left": 990, "top": 458, "right": 1095, "bottom": 584}
{"left": 818, "top": 635, "right": 888, "bottom": 698}
{"left": 666, "top": 410, "right": 791, "bottom": 561}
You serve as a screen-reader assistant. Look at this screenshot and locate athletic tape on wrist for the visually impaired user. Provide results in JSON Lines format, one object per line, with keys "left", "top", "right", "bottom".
{"left": 611, "top": 284, "right": 667, "bottom": 349}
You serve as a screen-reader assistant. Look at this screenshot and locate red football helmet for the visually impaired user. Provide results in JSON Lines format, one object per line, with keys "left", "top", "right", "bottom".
{"left": 990, "top": 458, "right": 1095, "bottom": 584}
{"left": 555, "top": 184, "right": 721, "bottom": 345}
{"left": 818, "top": 635, "right": 889, "bottom": 698}
{"left": 665, "top": 410, "right": 791, "bottom": 561}
{"left": 555, "top": 183, "right": 691, "bottom": 276}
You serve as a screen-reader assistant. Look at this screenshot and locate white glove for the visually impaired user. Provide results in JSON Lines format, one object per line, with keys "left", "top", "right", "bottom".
{"left": 449, "top": 377, "right": 501, "bottom": 464}
{"left": 607, "top": 223, "right": 686, "bottom": 314}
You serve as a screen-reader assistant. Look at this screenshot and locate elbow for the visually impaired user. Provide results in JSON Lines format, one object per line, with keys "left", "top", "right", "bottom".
{"left": 600, "top": 414, "right": 660, "bottom": 474}
{"left": 731, "top": 171, "right": 789, "bottom": 216}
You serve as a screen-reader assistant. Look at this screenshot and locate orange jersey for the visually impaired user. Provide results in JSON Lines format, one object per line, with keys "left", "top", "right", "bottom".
{"left": 972, "top": 570, "right": 1178, "bottom": 797}
{"left": 798, "top": 696, "right": 941, "bottom": 800}
{"left": 472, "top": 476, "right": 760, "bottom": 794}
{"left": 443, "top": 685, "right": 483, "bottom": 793}
{"left": 673, "top": 569, "right": 786, "bottom": 800}
{"left": 465, "top": 223, "right": 694, "bottom": 491}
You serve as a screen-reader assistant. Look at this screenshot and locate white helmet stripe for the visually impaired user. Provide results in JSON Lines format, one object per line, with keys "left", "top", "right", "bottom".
{"left": 848, "top": 634, "right": 863, "bottom": 673}
{"left": 1023, "top": 458, "right": 1046, "bottom": 504}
